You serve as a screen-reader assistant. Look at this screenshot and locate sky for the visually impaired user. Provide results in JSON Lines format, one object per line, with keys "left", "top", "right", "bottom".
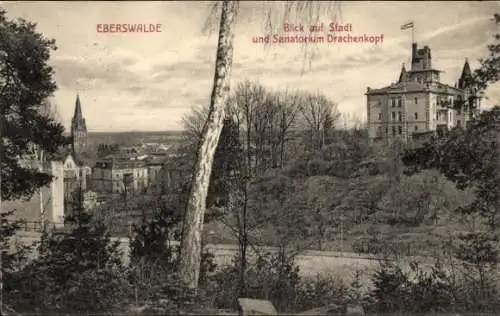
{"left": 2, "top": 1, "right": 499, "bottom": 132}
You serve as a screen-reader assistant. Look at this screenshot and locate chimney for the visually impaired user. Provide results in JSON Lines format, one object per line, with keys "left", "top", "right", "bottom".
{"left": 412, "top": 43, "right": 417, "bottom": 61}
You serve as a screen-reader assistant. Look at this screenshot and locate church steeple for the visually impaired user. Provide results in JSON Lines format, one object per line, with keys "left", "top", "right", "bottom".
{"left": 461, "top": 58, "right": 472, "bottom": 77}
{"left": 71, "top": 93, "right": 87, "bottom": 158}
{"left": 458, "top": 58, "right": 473, "bottom": 89}
{"left": 74, "top": 93, "right": 83, "bottom": 118}
{"left": 398, "top": 63, "right": 407, "bottom": 83}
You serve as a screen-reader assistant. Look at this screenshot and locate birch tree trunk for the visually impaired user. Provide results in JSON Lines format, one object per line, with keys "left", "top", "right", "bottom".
{"left": 179, "top": 0, "right": 236, "bottom": 290}
{"left": 39, "top": 149, "right": 45, "bottom": 232}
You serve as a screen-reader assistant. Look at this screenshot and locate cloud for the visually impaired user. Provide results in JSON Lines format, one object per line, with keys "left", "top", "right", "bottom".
{"left": 424, "top": 17, "right": 493, "bottom": 50}
{"left": 151, "top": 60, "right": 213, "bottom": 81}
{"left": 52, "top": 55, "right": 141, "bottom": 90}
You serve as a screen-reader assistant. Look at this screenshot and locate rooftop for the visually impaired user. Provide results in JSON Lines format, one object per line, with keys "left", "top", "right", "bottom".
{"left": 95, "top": 159, "right": 146, "bottom": 169}
{"left": 407, "top": 69, "right": 442, "bottom": 73}
{"left": 366, "top": 81, "right": 463, "bottom": 96}
{"left": 95, "top": 152, "right": 168, "bottom": 168}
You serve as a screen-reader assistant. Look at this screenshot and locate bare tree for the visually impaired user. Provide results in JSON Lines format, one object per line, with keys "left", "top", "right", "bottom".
{"left": 181, "top": 105, "right": 210, "bottom": 147}
{"left": 299, "top": 92, "right": 340, "bottom": 150}
{"left": 180, "top": 0, "right": 342, "bottom": 290}
{"left": 39, "top": 98, "right": 62, "bottom": 123}
{"left": 221, "top": 81, "right": 267, "bottom": 297}
{"left": 231, "top": 80, "right": 267, "bottom": 176}
{"left": 275, "top": 89, "right": 301, "bottom": 167}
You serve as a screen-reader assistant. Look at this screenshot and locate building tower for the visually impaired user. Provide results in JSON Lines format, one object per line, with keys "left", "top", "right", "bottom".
{"left": 458, "top": 58, "right": 473, "bottom": 89}
{"left": 457, "top": 58, "right": 480, "bottom": 120}
{"left": 71, "top": 94, "right": 88, "bottom": 158}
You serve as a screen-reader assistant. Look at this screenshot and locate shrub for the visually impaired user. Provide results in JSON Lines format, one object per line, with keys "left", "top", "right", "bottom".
{"left": 11, "top": 208, "right": 131, "bottom": 314}
{"left": 205, "top": 251, "right": 353, "bottom": 313}
{"left": 128, "top": 201, "right": 217, "bottom": 314}
{"left": 365, "top": 258, "right": 500, "bottom": 314}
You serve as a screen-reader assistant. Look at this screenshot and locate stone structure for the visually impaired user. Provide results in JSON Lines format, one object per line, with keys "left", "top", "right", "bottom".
{"left": 49, "top": 161, "right": 65, "bottom": 224}
{"left": 238, "top": 298, "right": 277, "bottom": 315}
{"left": 2, "top": 160, "right": 65, "bottom": 226}
{"left": 366, "top": 42, "right": 480, "bottom": 143}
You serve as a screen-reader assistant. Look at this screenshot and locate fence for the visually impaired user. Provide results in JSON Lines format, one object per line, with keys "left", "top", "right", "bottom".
{"left": 20, "top": 221, "right": 65, "bottom": 233}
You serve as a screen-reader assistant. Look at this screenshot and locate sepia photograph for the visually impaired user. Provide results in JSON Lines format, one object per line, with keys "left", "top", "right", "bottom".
{"left": 0, "top": 1, "right": 498, "bottom": 315}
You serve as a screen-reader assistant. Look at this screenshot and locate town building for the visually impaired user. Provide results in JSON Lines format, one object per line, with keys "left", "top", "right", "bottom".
{"left": 92, "top": 154, "right": 149, "bottom": 195}
{"left": 146, "top": 155, "right": 166, "bottom": 190}
{"left": 62, "top": 153, "right": 92, "bottom": 198}
{"left": 155, "top": 152, "right": 191, "bottom": 194}
{"left": 366, "top": 42, "right": 480, "bottom": 143}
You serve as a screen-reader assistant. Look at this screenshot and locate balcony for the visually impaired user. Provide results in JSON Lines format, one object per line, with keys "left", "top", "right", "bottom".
{"left": 437, "top": 99, "right": 454, "bottom": 109}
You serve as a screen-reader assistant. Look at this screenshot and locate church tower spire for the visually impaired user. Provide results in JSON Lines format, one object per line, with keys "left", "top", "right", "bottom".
{"left": 74, "top": 93, "right": 83, "bottom": 119}
{"left": 71, "top": 93, "right": 87, "bottom": 158}
{"left": 458, "top": 58, "right": 473, "bottom": 89}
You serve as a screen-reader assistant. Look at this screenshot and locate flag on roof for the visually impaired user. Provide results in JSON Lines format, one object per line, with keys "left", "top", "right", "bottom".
{"left": 400, "top": 21, "right": 414, "bottom": 30}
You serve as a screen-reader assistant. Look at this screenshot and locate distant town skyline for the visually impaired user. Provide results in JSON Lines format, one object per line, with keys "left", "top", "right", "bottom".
{"left": 2, "top": 1, "right": 499, "bottom": 132}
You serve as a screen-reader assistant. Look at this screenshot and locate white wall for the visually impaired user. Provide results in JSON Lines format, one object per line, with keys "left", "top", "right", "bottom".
{"left": 50, "top": 161, "right": 65, "bottom": 224}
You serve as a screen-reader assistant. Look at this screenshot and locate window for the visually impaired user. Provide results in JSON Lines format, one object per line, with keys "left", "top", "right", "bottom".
{"left": 392, "top": 126, "right": 396, "bottom": 136}
{"left": 414, "top": 125, "right": 418, "bottom": 131}
{"left": 457, "top": 120, "right": 461, "bottom": 127}
{"left": 414, "top": 97, "right": 418, "bottom": 104}
{"left": 397, "top": 99, "right": 402, "bottom": 107}
{"left": 398, "top": 126, "right": 402, "bottom": 134}
{"left": 436, "top": 113, "right": 439, "bottom": 120}
{"left": 391, "top": 99, "right": 396, "bottom": 107}
{"left": 398, "top": 112, "right": 402, "bottom": 122}
{"left": 414, "top": 112, "right": 418, "bottom": 120}
{"left": 392, "top": 112, "right": 396, "bottom": 120}
{"left": 378, "top": 113, "right": 382, "bottom": 120}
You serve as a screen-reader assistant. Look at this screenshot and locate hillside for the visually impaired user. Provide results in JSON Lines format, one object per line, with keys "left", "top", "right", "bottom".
{"left": 203, "top": 168, "right": 476, "bottom": 257}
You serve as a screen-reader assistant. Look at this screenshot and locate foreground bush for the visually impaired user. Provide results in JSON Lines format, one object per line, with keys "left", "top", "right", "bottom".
{"left": 128, "top": 202, "right": 217, "bottom": 314}
{"left": 204, "top": 251, "right": 360, "bottom": 313}
{"left": 7, "top": 209, "right": 131, "bottom": 314}
{"left": 365, "top": 258, "right": 500, "bottom": 314}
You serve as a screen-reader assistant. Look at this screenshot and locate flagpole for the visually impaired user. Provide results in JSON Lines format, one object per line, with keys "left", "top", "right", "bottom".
{"left": 412, "top": 23, "right": 415, "bottom": 43}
